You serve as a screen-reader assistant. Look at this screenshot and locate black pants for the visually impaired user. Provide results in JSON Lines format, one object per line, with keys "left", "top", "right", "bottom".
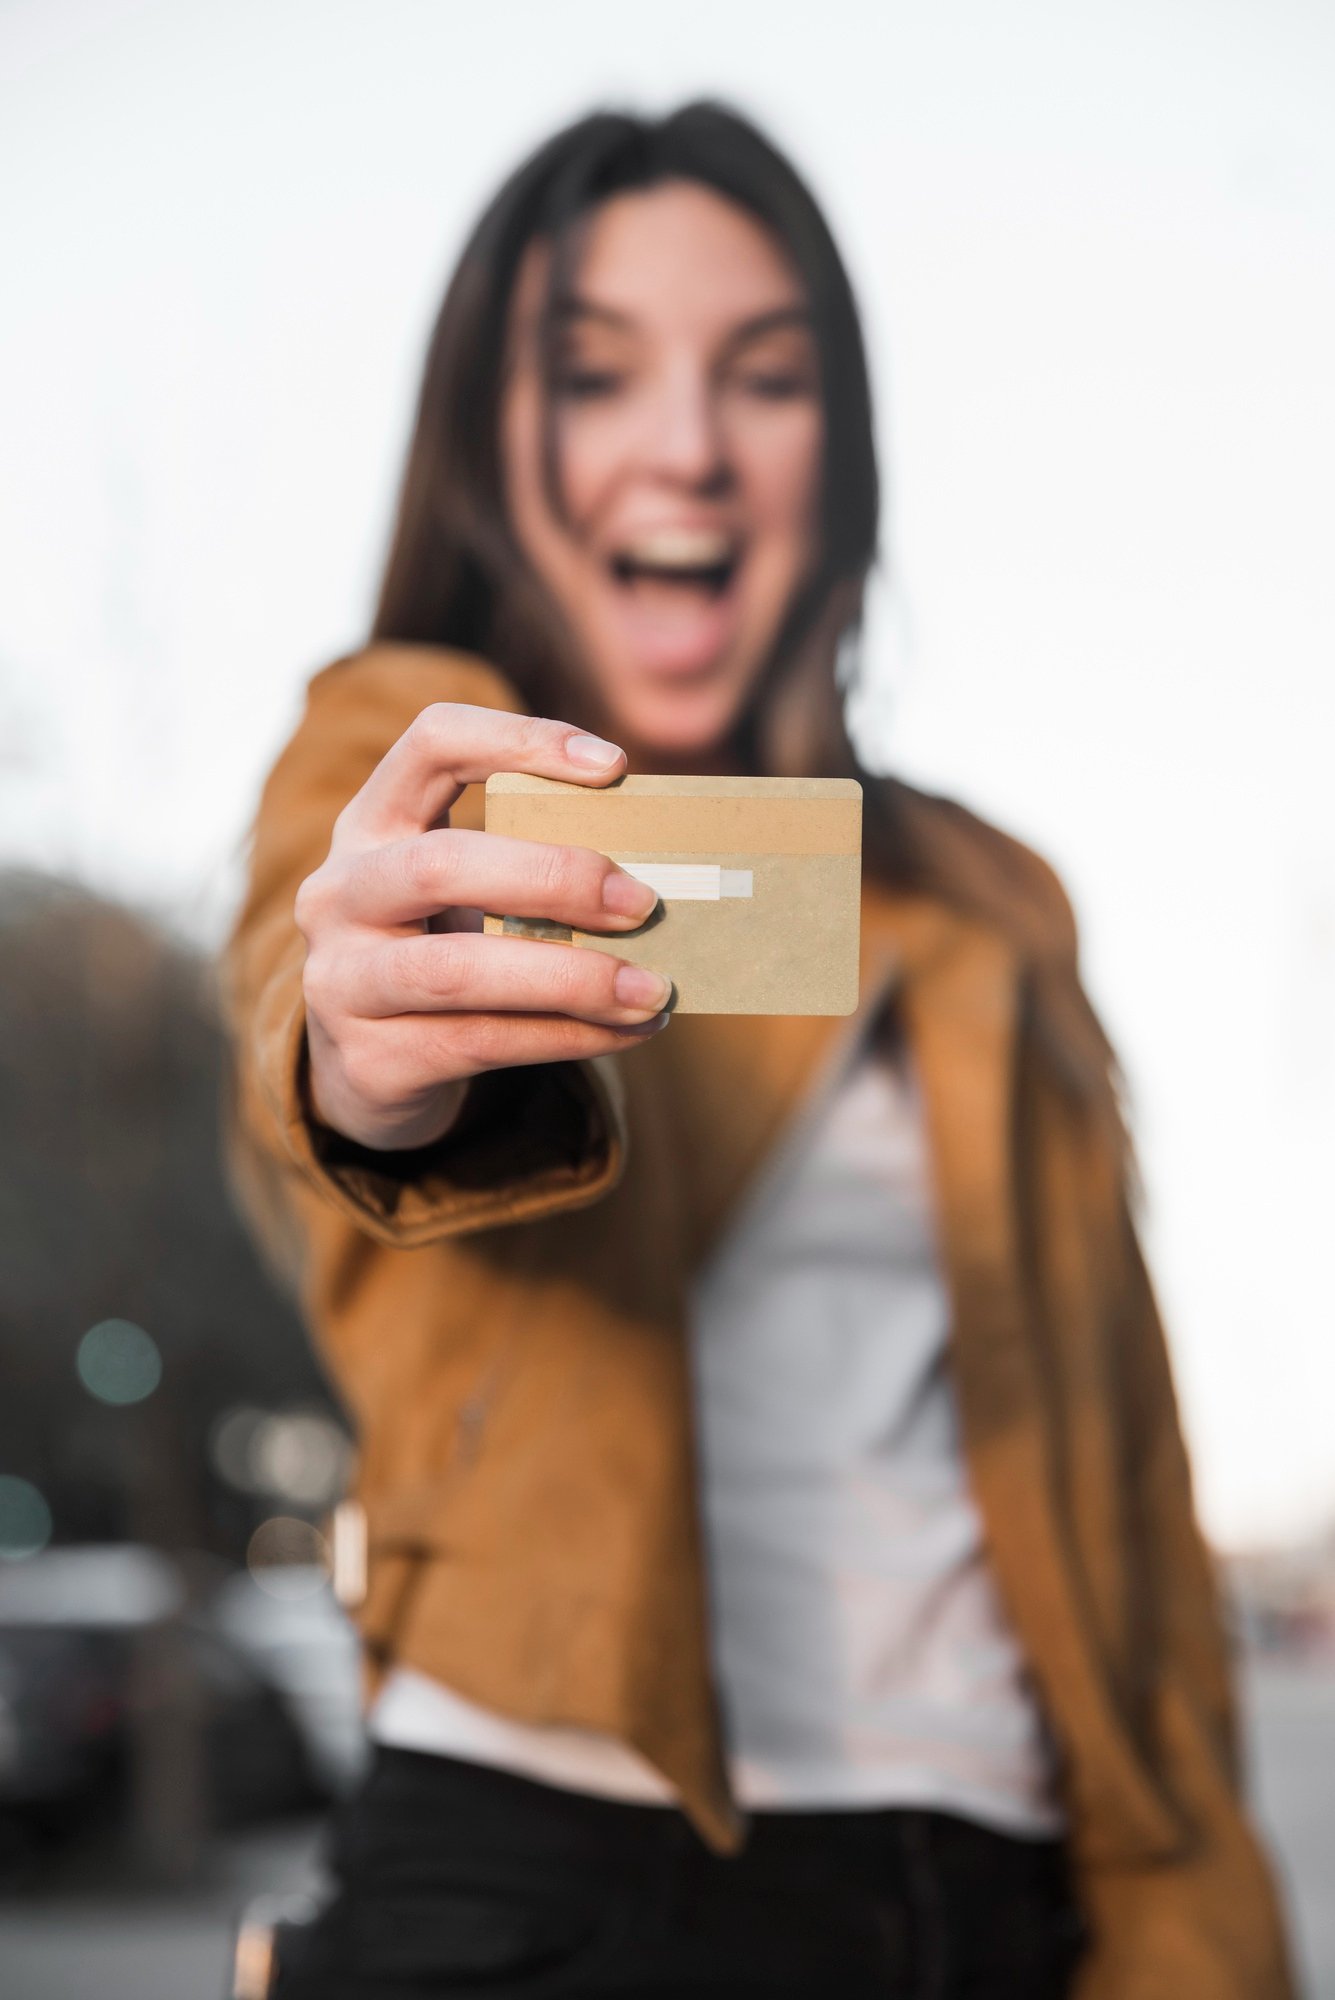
{"left": 270, "top": 1746, "right": 1087, "bottom": 1998}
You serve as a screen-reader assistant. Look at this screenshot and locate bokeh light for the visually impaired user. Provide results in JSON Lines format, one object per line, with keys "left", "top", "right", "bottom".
{"left": 0, "top": 1474, "right": 54, "bottom": 1560}
{"left": 245, "top": 1516, "right": 331, "bottom": 1600}
{"left": 210, "top": 1405, "right": 267, "bottom": 1491}
{"left": 251, "top": 1414, "right": 349, "bottom": 1507}
{"left": 75, "top": 1319, "right": 163, "bottom": 1405}
{"left": 210, "top": 1405, "right": 349, "bottom": 1506}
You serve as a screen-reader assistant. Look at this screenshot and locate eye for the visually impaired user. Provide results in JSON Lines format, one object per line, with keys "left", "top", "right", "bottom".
{"left": 727, "top": 341, "right": 819, "bottom": 401}
{"left": 739, "top": 370, "right": 812, "bottom": 400}
{"left": 551, "top": 367, "right": 624, "bottom": 402}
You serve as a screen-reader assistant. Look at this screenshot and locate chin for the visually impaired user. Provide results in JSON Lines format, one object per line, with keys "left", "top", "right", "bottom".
{"left": 611, "top": 683, "right": 750, "bottom": 767}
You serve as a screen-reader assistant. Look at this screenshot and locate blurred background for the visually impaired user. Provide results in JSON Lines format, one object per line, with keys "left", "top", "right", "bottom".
{"left": 1, "top": 1, "right": 1332, "bottom": 1993}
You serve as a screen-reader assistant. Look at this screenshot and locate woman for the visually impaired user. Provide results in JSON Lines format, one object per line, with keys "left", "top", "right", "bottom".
{"left": 223, "top": 103, "right": 1292, "bottom": 1998}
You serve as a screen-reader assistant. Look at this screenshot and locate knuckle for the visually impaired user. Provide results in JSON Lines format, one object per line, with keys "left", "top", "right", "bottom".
{"left": 397, "top": 835, "right": 443, "bottom": 901}
{"left": 416, "top": 700, "right": 447, "bottom": 729}
{"left": 530, "top": 1014, "right": 587, "bottom": 1058}
{"left": 329, "top": 799, "right": 361, "bottom": 851}
{"left": 529, "top": 841, "right": 577, "bottom": 902}
{"left": 409, "top": 701, "right": 450, "bottom": 747}
{"left": 336, "top": 1033, "right": 383, "bottom": 1108}
{"left": 452, "top": 1017, "right": 510, "bottom": 1070}
{"left": 293, "top": 868, "right": 329, "bottom": 937}
{"left": 543, "top": 944, "right": 593, "bottom": 1010}
{"left": 360, "top": 937, "right": 405, "bottom": 1008}
{"left": 422, "top": 937, "right": 470, "bottom": 1006}
{"left": 518, "top": 711, "right": 564, "bottom": 761}
{"left": 301, "top": 948, "right": 338, "bottom": 1022}
{"left": 368, "top": 1036, "right": 421, "bottom": 1108}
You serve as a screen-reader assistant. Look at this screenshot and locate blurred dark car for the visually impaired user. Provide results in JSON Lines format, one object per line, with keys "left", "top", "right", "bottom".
{"left": 210, "top": 1564, "right": 366, "bottom": 1799}
{"left": 0, "top": 1546, "right": 327, "bottom": 1866}
{"left": 0, "top": 1622, "right": 123, "bottom": 1837}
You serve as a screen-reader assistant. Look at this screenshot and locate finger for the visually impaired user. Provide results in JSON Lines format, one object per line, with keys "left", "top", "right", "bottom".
{"left": 378, "top": 1006, "right": 673, "bottom": 1089}
{"left": 337, "top": 702, "right": 628, "bottom": 846}
{"left": 334, "top": 829, "right": 659, "bottom": 931}
{"left": 313, "top": 1006, "right": 670, "bottom": 1136}
{"left": 340, "top": 931, "right": 674, "bottom": 1025}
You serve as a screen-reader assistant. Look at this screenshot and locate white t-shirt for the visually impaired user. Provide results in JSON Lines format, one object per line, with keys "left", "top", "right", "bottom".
{"left": 371, "top": 1037, "right": 1064, "bottom": 1836}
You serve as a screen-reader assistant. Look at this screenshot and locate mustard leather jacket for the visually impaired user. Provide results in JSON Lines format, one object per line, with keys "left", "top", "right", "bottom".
{"left": 221, "top": 644, "right": 1293, "bottom": 1999}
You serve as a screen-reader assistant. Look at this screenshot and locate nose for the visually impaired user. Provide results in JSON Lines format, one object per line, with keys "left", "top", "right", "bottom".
{"left": 639, "top": 362, "right": 731, "bottom": 494}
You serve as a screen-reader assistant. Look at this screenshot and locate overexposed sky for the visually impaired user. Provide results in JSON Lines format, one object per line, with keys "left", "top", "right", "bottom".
{"left": 2, "top": 0, "right": 1333, "bottom": 1546}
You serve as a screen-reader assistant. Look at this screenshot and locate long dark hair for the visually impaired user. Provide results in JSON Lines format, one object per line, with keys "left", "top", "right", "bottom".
{"left": 370, "top": 102, "right": 920, "bottom": 865}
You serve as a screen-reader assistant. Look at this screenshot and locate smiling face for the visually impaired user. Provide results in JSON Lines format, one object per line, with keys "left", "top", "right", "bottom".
{"left": 500, "top": 180, "right": 825, "bottom": 769}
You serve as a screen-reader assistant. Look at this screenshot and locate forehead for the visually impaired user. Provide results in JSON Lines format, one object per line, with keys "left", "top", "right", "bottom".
{"left": 514, "top": 179, "right": 807, "bottom": 340}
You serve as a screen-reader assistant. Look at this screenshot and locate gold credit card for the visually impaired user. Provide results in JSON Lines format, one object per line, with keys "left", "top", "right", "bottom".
{"left": 482, "top": 773, "right": 862, "bottom": 1016}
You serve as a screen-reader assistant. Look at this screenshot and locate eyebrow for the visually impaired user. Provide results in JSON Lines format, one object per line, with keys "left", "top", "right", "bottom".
{"left": 551, "top": 296, "right": 814, "bottom": 348}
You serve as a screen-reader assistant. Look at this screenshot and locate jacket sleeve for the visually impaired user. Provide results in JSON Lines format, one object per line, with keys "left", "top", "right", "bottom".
{"left": 217, "top": 646, "right": 627, "bottom": 1256}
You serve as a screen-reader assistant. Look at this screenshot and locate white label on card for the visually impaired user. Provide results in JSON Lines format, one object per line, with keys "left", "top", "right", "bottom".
{"left": 617, "top": 863, "right": 754, "bottom": 900}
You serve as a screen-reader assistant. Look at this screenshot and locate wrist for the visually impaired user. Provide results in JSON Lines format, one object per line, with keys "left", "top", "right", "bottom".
{"left": 305, "top": 1035, "right": 470, "bottom": 1153}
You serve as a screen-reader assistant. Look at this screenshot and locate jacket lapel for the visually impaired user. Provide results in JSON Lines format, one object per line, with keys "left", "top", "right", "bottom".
{"left": 898, "top": 903, "right": 1185, "bottom": 1857}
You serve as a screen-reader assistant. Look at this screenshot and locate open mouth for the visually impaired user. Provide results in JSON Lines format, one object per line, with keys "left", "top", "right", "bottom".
{"left": 608, "top": 528, "right": 741, "bottom": 600}
{"left": 601, "top": 527, "right": 746, "bottom": 675}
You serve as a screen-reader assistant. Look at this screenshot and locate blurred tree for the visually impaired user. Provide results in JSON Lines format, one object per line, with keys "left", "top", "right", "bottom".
{"left": 0, "top": 870, "right": 339, "bottom": 1560}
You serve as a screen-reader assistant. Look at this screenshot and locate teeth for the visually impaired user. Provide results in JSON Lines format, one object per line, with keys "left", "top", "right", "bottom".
{"left": 619, "top": 529, "right": 735, "bottom": 572}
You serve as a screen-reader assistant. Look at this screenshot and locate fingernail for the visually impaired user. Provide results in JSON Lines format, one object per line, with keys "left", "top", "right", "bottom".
{"left": 602, "top": 870, "right": 659, "bottom": 919}
{"left": 614, "top": 964, "right": 672, "bottom": 1012}
{"left": 567, "top": 733, "right": 622, "bottom": 768}
{"left": 624, "top": 1008, "right": 672, "bottom": 1035}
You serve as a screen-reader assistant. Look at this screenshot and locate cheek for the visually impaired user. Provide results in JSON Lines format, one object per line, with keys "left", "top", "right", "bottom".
{"left": 550, "top": 407, "right": 632, "bottom": 525}
{"left": 739, "top": 410, "right": 823, "bottom": 553}
{"left": 506, "top": 393, "right": 628, "bottom": 552}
